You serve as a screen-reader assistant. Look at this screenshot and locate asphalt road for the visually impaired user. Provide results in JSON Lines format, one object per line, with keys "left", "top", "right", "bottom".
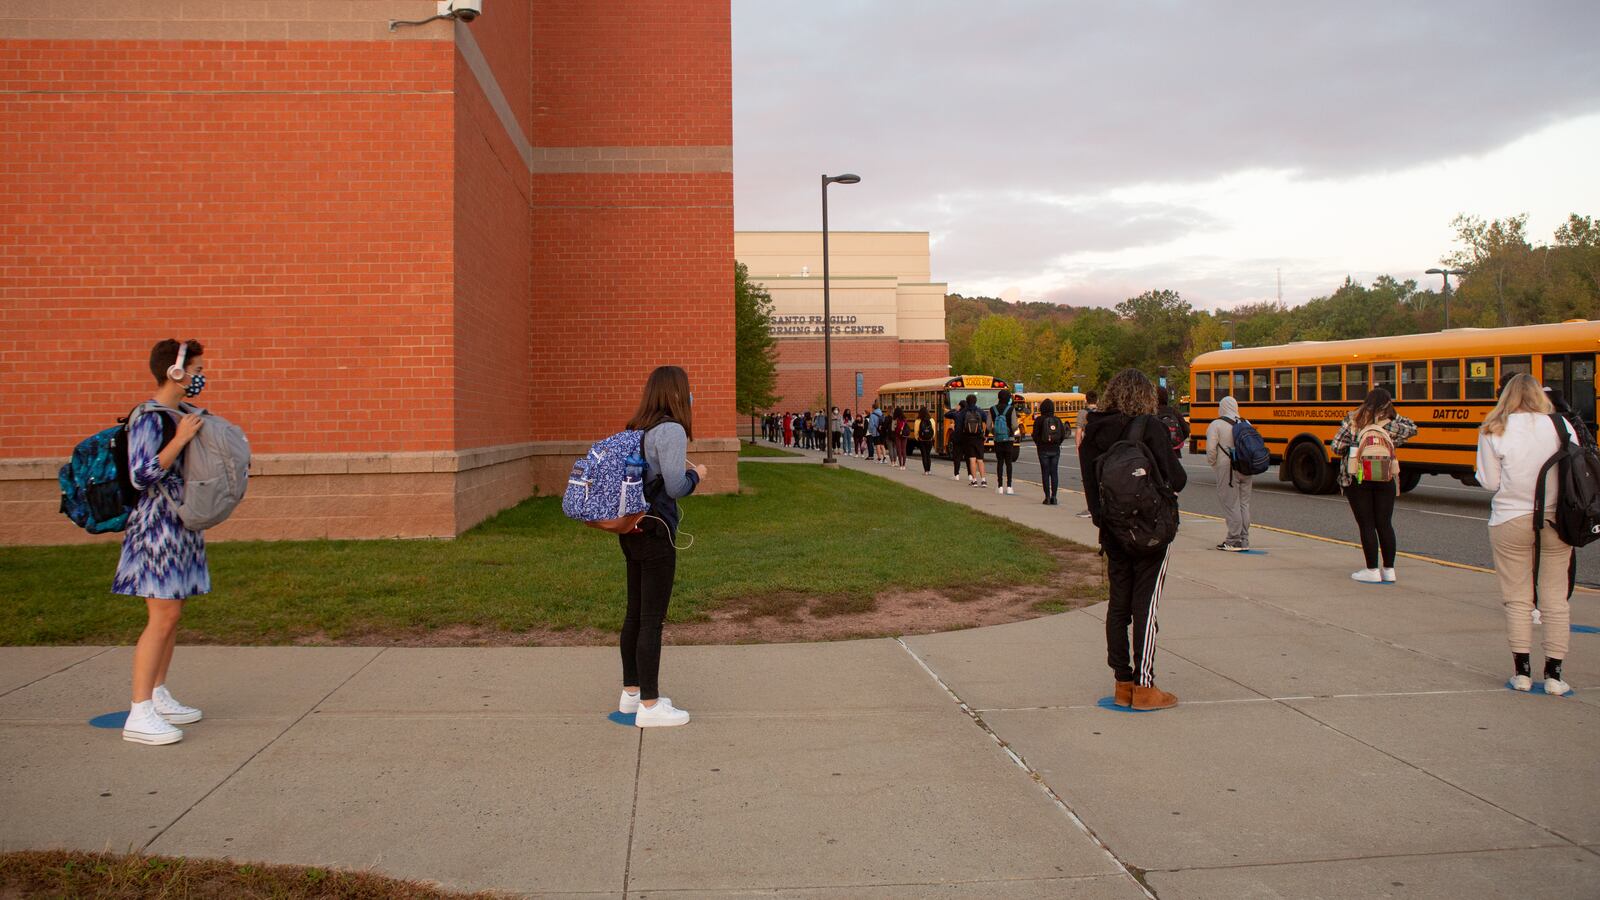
{"left": 922, "top": 444, "right": 1600, "bottom": 588}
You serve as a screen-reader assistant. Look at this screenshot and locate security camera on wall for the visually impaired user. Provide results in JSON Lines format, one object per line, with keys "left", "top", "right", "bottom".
{"left": 440, "top": 0, "right": 482, "bottom": 21}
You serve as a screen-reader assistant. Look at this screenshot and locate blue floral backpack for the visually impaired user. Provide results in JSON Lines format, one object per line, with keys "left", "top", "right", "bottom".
{"left": 58, "top": 403, "right": 175, "bottom": 534}
{"left": 562, "top": 429, "right": 651, "bottom": 533}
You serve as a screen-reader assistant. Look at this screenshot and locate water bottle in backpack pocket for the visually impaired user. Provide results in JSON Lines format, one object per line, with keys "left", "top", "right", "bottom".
{"left": 563, "top": 430, "right": 651, "bottom": 533}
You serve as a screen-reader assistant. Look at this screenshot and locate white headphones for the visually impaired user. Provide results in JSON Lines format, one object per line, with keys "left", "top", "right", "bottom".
{"left": 167, "top": 341, "right": 190, "bottom": 383}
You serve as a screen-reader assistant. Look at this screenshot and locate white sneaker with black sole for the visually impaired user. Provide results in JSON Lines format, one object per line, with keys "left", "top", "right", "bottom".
{"left": 123, "top": 702, "right": 183, "bottom": 746}
{"left": 152, "top": 685, "right": 202, "bottom": 725}
{"left": 619, "top": 690, "right": 641, "bottom": 714}
{"left": 635, "top": 697, "right": 690, "bottom": 728}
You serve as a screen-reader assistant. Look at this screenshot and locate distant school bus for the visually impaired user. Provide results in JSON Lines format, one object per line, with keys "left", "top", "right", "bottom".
{"left": 1189, "top": 320, "right": 1600, "bottom": 494}
{"left": 876, "top": 374, "right": 1011, "bottom": 457}
{"left": 1015, "top": 392, "right": 1086, "bottom": 438}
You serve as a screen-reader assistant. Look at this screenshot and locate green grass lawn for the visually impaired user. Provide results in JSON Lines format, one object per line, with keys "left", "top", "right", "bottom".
{"left": 0, "top": 463, "right": 1080, "bottom": 645}
{"left": 738, "top": 440, "right": 799, "bottom": 457}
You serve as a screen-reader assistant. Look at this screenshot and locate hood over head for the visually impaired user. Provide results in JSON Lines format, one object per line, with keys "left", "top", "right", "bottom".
{"left": 1219, "top": 395, "right": 1240, "bottom": 419}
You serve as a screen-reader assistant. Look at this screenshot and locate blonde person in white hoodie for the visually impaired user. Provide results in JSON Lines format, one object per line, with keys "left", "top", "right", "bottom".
{"left": 1476, "top": 373, "right": 1578, "bottom": 696}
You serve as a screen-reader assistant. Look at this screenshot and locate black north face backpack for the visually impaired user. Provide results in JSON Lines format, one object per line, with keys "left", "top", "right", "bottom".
{"left": 1535, "top": 414, "right": 1600, "bottom": 549}
{"left": 1095, "top": 415, "right": 1180, "bottom": 554}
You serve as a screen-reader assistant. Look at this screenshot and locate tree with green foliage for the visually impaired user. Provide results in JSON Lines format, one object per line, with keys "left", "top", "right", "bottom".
{"left": 968, "top": 314, "right": 1027, "bottom": 381}
{"left": 734, "top": 261, "right": 779, "bottom": 414}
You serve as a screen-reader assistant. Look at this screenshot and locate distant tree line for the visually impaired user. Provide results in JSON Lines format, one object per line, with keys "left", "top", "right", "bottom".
{"left": 948, "top": 213, "right": 1600, "bottom": 399}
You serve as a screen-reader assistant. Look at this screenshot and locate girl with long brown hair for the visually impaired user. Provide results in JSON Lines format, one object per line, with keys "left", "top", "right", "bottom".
{"left": 616, "top": 365, "right": 706, "bottom": 727}
{"left": 1330, "top": 388, "right": 1417, "bottom": 583}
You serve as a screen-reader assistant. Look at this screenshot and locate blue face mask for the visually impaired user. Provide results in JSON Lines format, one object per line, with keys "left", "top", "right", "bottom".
{"left": 184, "top": 372, "right": 206, "bottom": 398}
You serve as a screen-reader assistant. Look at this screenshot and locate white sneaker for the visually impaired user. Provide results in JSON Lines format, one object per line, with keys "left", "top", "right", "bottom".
{"left": 1544, "top": 677, "right": 1572, "bottom": 696}
{"left": 1351, "top": 568, "right": 1383, "bottom": 583}
{"left": 980, "top": 479, "right": 988, "bottom": 487}
{"left": 619, "top": 690, "right": 641, "bottom": 714}
{"left": 1381, "top": 568, "right": 1396, "bottom": 583}
{"left": 952, "top": 474, "right": 961, "bottom": 480}
{"left": 997, "top": 486, "right": 1005, "bottom": 495}
{"left": 635, "top": 697, "right": 690, "bottom": 728}
{"left": 123, "top": 702, "right": 183, "bottom": 745}
{"left": 1075, "top": 510, "right": 1093, "bottom": 519}
{"left": 152, "top": 685, "right": 202, "bottom": 724}
{"left": 1510, "top": 674, "right": 1533, "bottom": 692}
{"left": 1006, "top": 486, "right": 1015, "bottom": 495}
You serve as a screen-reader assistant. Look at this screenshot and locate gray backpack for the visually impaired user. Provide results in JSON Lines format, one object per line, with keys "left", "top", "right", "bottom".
{"left": 138, "top": 402, "right": 251, "bottom": 531}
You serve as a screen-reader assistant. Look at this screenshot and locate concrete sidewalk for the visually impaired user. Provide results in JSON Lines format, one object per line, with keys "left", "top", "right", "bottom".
{"left": 2, "top": 451, "right": 1597, "bottom": 897}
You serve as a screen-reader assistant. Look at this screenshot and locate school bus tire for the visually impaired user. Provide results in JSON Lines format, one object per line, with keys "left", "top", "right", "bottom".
{"left": 1399, "top": 470, "right": 1423, "bottom": 493}
{"left": 1287, "top": 440, "right": 1336, "bottom": 495}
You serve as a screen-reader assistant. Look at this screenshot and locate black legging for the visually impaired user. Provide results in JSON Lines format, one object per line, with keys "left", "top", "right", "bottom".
{"left": 1038, "top": 448, "right": 1060, "bottom": 499}
{"left": 1345, "top": 483, "right": 1397, "bottom": 569}
{"left": 619, "top": 520, "right": 676, "bottom": 700}
{"left": 993, "top": 441, "right": 1016, "bottom": 486}
{"left": 916, "top": 439, "right": 932, "bottom": 472}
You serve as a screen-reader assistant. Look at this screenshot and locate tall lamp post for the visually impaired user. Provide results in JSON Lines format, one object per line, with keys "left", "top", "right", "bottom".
{"left": 1220, "top": 319, "right": 1237, "bottom": 349}
{"left": 820, "top": 173, "right": 860, "bottom": 467}
{"left": 1425, "top": 267, "right": 1467, "bottom": 329}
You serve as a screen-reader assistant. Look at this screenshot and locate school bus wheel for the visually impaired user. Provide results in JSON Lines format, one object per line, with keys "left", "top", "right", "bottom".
{"left": 1287, "top": 440, "right": 1335, "bottom": 495}
{"left": 1399, "top": 470, "right": 1422, "bottom": 494}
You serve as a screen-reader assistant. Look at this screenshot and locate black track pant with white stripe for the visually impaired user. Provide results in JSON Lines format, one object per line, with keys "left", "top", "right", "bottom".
{"left": 1104, "top": 544, "right": 1171, "bottom": 687}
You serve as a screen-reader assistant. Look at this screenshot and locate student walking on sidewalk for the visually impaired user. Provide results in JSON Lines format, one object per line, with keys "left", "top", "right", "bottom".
{"left": 1031, "top": 397, "right": 1066, "bottom": 504}
{"left": 990, "top": 390, "right": 1020, "bottom": 495}
{"left": 115, "top": 339, "right": 212, "bottom": 746}
{"left": 617, "top": 365, "right": 704, "bottom": 728}
{"left": 1476, "top": 373, "right": 1578, "bottom": 696}
{"left": 914, "top": 407, "right": 935, "bottom": 474}
{"left": 891, "top": 407, "right": 910, "bottom": 469}
{"left": 1080, "top": 369, "right": 1187, "bottom": 710}
{"left": 1206, "top": 395, "right": 1253, "bottom": 551}
{"left": 1331, "top": 389, "right": 1416, "bottom": 583}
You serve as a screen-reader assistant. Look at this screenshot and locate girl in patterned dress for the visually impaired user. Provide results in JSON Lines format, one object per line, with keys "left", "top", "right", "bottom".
{"left": 114, "top": 339, "right": 210, "bottom": 746}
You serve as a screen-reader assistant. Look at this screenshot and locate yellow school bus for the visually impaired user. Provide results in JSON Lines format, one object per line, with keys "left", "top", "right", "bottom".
{"left": 1189, "top": 320, "right": 1600, "bottom": 494}
{"left": 1016, "top": 392, "right": 1086, "bottom": 438}
{"left": 876, "top": 374, "right": 1011, "bottom": 457}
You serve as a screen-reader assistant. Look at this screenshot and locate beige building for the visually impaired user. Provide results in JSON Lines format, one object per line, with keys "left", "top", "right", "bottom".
{"left": 736, "top": 231, "right": 950, "bottom": 411}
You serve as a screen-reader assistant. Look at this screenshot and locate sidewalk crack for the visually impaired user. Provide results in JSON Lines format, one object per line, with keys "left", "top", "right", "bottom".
{"left": 622, "top": 727, "right": 644, "bottom": 895}
{"left": 894, "top": 637, "right": 1159, "bottom": 900}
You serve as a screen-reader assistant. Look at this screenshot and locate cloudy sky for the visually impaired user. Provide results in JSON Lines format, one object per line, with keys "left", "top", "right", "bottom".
{"left": 731, "top": 1, "right": 1600, "bottom": 310}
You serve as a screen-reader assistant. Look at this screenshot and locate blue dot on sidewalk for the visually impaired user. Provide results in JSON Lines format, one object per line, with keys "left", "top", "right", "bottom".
{"left": 1096, "top": 697, "right": 1158, "bottom": 713}
{"left": 1507, "top": 680, "right": 1576, "bottom": 697}
{"left": 607, "top": 711, "right": 636, "bottom": 726}
{"left": 1572, "top": 624, "right": 1600, "bottom": 634}
{"left": 89, "top": 711, "right": 128, "bottom": 729}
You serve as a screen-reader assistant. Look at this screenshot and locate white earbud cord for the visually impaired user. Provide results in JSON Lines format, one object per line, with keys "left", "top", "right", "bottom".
{"left": 638, "top": 511, "right": 695, "bottom": 551}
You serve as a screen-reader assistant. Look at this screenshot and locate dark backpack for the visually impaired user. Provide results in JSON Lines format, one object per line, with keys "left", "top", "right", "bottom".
{"left": 58, "top": 403, "right": 176, "bottom": 534}
{"left": 1036, "top": 415, "right": 1064, "bottom": 447}
{"left": 1535, "top": 414, "right": 1600, "bottom": 550}
{"left": 1156, "top": 408, "right": 1188, "bottom": 453}
{"left": 963, "top": 408, "right": 985, "bottom": 436}
{"left": 918, "top": 418, "right": 934, "bottom": 441}
{"left": 1094, "top": 416, "right": 1180, "bottom": 554}
{"left": 1223, "top": 416, "right": 1271, "bottom": 476}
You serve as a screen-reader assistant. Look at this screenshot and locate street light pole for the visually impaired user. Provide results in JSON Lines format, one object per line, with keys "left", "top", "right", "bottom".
{"left": 1425, "top": 267, "right": 1467, "bottom": 329}
{"left": 820, "top": 173, "right": 860, "bottom": 468}
{"left": 1221, "top": 319, "right": 1236, "bottom": 348}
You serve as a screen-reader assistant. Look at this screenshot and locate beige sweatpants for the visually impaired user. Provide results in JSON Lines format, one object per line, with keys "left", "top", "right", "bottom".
{"left": 1487, "top": 514, "right": 1572, "bottom": 657}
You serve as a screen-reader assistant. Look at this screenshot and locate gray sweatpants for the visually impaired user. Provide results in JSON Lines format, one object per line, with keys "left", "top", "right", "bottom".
{"left": 1214, "top": 461, "right": 1252, "bottom": 544}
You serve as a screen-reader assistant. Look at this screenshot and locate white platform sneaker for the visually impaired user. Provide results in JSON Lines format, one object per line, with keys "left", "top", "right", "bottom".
{"left": 152, "top": 685, "right": 202, "bottom": 725}
{"left": 1351, "top": 568, "right": 1383, "bottom": 583}
{"left": 635, "top": 697, "right": 690, "bottom": 728}
{"left": 122, "top": 701, "right": 183, "bottom": 746}
{"left": 1381, "top": 568, "right": 1396, "bottom": 583}
{"left": 619, "top": 690, "right": 641, "bottom": 714}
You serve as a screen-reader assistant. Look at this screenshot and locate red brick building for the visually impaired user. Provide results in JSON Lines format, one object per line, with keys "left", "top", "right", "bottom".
{"left": 0, "top": 1, "right": 737, "bottom": 545}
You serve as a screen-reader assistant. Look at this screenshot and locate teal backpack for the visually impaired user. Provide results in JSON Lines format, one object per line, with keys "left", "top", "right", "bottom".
{"left": 58, "top": 403, "right": 174, "bottom": 534}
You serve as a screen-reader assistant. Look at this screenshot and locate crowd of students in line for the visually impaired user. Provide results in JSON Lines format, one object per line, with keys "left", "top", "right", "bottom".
{"left": 107, "top": 341, "right": 1585, "bottom": 745}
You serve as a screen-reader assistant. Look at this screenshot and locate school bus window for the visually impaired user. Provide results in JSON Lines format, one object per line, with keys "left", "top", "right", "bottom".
{"left": 1345, "top": 364, "right": 1367, "bottom": 401}
{"left": 1400, "top": 360, "right": 1428, "bottom": 400}
{"left": 1274, "top": 368, "right": 1292, "bottom": 401}
{"left": 1320, "top": 366, "right": 1341, "bottom": 401}
{"left": 1252, "top": 369, "right": 1270, "bottom": 402}
{"left": 1463, "top": 358, "right": 1495, "bottom": 399}
{"left": 1373, "top": 363, "right": 1396, "bottom": 397}
{"left": 1433, "top": 359, "right": 1461, "bottom": 401}
{"left": 1501, "top": 356, "right": 1532, "bottom": 382}
{"left": 1233, "top": 371, "right": 1249, "bottom": 398}
{"left": 1195, "top": 371, "right": 1211, "bottom": 402}
{"left": 1296, "top": 367, "right": 1316, "bottom": 401}
{"left": 1215, "top": 371, "right": 1230, "bottom": 399}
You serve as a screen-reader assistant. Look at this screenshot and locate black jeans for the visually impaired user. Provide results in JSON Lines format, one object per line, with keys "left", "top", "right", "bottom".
{"left": 1344, "top": 483, "right": 1397, "bottom": 568}
{"left": 1105, "top": 544, "right": 1170, "bottom": 686}
{"left": 1037, "top": 448, "right": 1060, "bottom": 499}
{"left": 993, "top": 441, "right": 1016, "bottom": 486}
{"left": 619, "top": 520, "right": 677, "bottom": 700}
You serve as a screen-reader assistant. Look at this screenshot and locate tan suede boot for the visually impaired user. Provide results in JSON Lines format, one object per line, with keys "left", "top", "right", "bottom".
{"left": 1131, "top": 684, "right": 1178, "bottom": 710}
{"left": 1114, "top": 681, "right": 1134, "bottom": 707}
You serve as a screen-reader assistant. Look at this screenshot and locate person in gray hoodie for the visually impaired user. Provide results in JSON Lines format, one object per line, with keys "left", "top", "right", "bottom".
{"left": 1205, "top": 395, "right": 1251, "bottom": 551}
